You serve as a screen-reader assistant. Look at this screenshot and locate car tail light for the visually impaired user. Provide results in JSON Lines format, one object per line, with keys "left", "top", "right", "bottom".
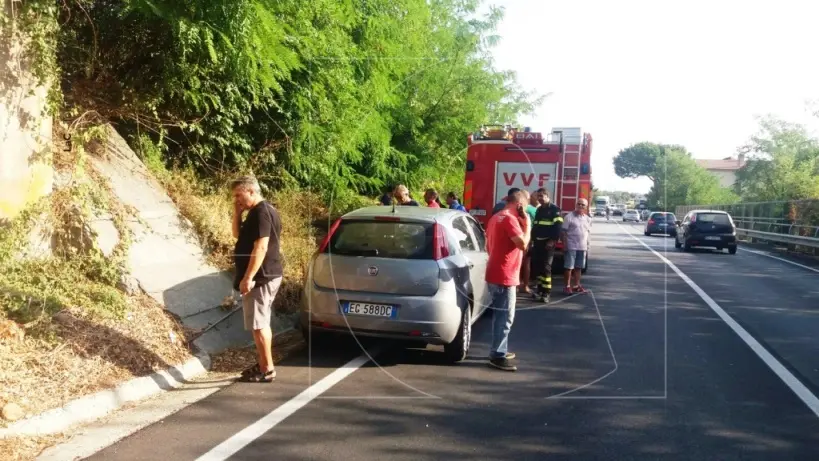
{"left": 375, "top": 216, "right": 401, "bottom": 222}
{"left": 318, "top": 218, "right": 342, "bottom": 253}
{"left": 648, "top": 219, "right": 655, "bottom": 225}
{"left": 432, "top": 222, "right": 449, "bottom": 260}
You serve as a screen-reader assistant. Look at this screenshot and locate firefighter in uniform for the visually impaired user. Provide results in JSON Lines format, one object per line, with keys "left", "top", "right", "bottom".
{"left": 531, "top": 191, "right": 563, "bottom": 303}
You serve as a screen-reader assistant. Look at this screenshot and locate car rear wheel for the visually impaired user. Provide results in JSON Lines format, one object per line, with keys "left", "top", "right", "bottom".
{"left": 728, "top": 245, "right": 737, "bottom": 255}
{"left": 444, "top": 302, "right": 472, "bottom": 363}
{"left": 644, "top": 231, "right": 650, "bottom": 236}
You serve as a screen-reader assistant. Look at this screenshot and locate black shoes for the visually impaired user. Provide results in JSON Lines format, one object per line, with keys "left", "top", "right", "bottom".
{"left": 488, "top": 357, "right": 517, "bottom": 371}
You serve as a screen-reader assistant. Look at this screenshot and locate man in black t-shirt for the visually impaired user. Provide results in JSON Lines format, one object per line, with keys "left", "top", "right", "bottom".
{"left": 231, "top": 176, "right": 283, "bottom": 383}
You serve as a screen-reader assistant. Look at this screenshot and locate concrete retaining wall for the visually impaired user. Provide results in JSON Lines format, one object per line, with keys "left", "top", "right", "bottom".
{"left": 0, "top": 3, "right": 53, "bottom": 220}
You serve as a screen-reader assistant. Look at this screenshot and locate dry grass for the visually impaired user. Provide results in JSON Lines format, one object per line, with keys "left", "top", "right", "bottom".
{"left": 0, "top": 434, "right": 68, "bottom": 461}
{"left": 210, "top": 329, "right": 306, "bottom": 374}
{"left": 0, "top": 292, "right": 192, "bottom": 424}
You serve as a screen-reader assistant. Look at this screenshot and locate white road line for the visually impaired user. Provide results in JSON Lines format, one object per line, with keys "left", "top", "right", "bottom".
{"left": 621, "top": 226, "right": 819, "bottom": 419}
{"left": 739, "top": 247, "right": 819, "bottom": 274}
{"left": 195, "top": 354, "right": 371, "bottom": 461}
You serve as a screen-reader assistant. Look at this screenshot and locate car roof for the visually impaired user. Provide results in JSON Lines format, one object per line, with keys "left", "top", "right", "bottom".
{"left": 341, "top": 205, "right": 465, "bottom": 222}
{"left": 689, "top": 209, "right": 729, "bottom": 214}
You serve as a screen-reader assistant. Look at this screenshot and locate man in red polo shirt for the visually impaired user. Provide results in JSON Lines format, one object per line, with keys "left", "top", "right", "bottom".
{"left": 484, "top": 188, "right": 530, "bottom": 371}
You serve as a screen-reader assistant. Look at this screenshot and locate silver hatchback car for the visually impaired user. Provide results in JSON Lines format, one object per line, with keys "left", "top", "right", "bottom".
{"left": 299, "top": 205, "right": 490, "bottom": 362}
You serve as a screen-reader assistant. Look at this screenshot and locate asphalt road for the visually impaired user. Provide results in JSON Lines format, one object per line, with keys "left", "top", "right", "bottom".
{"left": 87, "top": 219, "right": 819, "bottom": 461}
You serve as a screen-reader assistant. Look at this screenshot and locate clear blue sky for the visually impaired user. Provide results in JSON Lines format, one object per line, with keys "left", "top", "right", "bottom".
{"left": 485, "top": 0, "right": 819, "bottom": 193}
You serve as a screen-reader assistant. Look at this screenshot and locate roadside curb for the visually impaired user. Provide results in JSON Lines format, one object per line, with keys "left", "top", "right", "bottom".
{"left": 0, "top": 351, "right": 212, "bottom": 438}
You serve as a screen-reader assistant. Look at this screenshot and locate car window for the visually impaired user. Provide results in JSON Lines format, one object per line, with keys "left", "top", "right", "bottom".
{"left": 329, "top": 220, "right": 434, "bottom": 259}
{"left": 652, "top": 213, "right": 674, "bottom": 222}
{"left": 465, "top": 217, "right": 487, "bottom": 251}
{"left": 452, "top": 217, "right": 477, "bottom": 251}
{"left": 696, "top": 213, "right": 732, "bottom": 225}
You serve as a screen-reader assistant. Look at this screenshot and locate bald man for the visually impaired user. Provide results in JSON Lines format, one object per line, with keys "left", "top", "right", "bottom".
{"left": 560, "top": 198, "right": 592, "bottom": 294}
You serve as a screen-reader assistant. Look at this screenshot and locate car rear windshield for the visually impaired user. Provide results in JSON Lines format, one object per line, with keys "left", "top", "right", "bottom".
{"left": 327, "top": 220, "right": 434, "bottom": 259}
{"left": 696, "top": 213, "right": 732, "bottom": 225}
{"left": 651, "top": 213, "right": 676, "bottom": 222}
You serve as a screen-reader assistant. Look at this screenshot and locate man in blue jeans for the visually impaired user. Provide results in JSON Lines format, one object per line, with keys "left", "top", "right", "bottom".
{"left": 484, "top": 190, "right": 531, "bottom": 371}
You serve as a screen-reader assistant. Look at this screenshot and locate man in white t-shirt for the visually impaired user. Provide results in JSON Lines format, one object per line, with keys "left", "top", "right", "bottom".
{"left": 560, "top": 198, "right": 592, "bottom": 294}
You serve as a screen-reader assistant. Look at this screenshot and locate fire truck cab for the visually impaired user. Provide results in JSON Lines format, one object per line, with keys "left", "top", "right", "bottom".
{"left": 462, "top": 125, "right": 593, "bottom": 271}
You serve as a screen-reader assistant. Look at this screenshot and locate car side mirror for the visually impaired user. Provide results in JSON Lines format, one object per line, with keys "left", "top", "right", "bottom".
{"left": 675, "top": 220, "right": 681, "bottom": 226}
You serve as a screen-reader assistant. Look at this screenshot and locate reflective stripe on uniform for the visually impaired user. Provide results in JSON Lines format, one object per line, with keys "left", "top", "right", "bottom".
{"left": 538, "top": 275, "right": 552, "bottom": 289}
{"left": 534, "top": 216, "right": 563, "bottom": 226}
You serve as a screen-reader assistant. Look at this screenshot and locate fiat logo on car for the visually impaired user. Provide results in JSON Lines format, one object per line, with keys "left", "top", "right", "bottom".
{"left": 367, "top": 266, "right": 378, "bottom": 276}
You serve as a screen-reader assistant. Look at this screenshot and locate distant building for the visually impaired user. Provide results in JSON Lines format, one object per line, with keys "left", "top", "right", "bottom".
{"left": 695, "top": 154, "right": 747, "bottom": 189}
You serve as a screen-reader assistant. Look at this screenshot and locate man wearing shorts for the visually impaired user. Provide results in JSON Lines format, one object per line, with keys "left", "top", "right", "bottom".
{"left": 232, "top": 176, "right": 284, "bottom": 383}
{"left": 561, "top": 198, "right": 592, "bottom": 294}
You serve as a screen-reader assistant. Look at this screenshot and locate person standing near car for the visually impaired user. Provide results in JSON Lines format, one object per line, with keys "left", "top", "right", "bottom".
{"left": 518, "top": 190, "right": 538, "bottom": 295}
{"left": 446, "top": 192, "right": 467, "bottom": 212}
{"left": 393, "top": 185, "right": 419, "bottom": 206}
{"left": 424, "top": 188, "right": 441, "bottom": 208}
{"left": 531, "top": 190, "right": 563, "bottom": 303}
{"left": 232, "top": 176, "right": 284, "bottom": 383}
{"left": 484, "top": 189, "right": 530, "bottom": 372}
{"left": 492, "top": 187, "right": 520, "bottom": 216}
{"left": 561, "top": 198, "right": 592, "bottom": 294}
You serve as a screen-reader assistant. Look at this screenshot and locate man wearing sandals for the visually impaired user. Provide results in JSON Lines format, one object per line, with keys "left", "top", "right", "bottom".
{"left": 232, "top": 176, "right": 284, "bottom": 383}
{"left": 561, "top": 198, "right": 592, "bottom": 295}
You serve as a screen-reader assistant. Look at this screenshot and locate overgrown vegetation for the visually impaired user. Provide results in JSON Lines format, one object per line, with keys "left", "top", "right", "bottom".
{"left": 1, "top": 0, "right": 540, "bottom": 432}
{"left": 50, "top": 0, "right": 540, "bottom": 206}
{"left": 0, "top": 124, "right": 193, "bottom": 428}
{"left": 735, "top": 116, "right": 819, "bottom": 201}
{"left": 0, "top": 125, "right": 131, "bottom": 334}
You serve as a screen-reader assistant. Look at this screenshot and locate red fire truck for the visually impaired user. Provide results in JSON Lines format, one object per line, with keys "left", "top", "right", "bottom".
{"left": 462, "top": 125, "right": 594, "bottom": 271}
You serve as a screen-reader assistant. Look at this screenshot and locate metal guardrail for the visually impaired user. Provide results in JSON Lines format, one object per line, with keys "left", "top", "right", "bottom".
{"left": 735, "top": 228, "right": 819, "bottom": 247}
{"left": 675, "top": 200, "right": 819, "bottom": 252}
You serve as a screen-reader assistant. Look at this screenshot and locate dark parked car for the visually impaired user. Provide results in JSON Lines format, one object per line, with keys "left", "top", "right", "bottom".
{"left": 674, "top": 210, "right": 737, "bottom": 254}
{"left": 644, "top": 212, "right": 677, "bottom": 236}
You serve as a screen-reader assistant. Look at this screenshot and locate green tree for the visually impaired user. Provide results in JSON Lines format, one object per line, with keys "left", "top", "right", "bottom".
{"left": 648, "top": 149, "right": 739, "bottom": 209}
{"left": 54, "top": 0, "right": 542, "bottom": 206}
{"left": 614, "top": 143, "right": 739, "bottom": 210}
{"left": 613, "top": 142, "right": 687, "bottom": 182}
{"left": 735, "top": 116, "right": 819, "bottom": 201}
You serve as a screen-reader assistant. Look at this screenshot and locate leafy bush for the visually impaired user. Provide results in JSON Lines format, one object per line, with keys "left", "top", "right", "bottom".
{"left": 55, "top": 0, "right": 541, "bottom": 200}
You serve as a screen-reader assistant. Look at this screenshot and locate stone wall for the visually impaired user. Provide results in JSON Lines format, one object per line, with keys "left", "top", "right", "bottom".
{"left": 0, "top": 2, "right": 53, "bottom": 220}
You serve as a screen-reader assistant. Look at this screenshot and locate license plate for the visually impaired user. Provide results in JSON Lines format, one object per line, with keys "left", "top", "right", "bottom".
{"left": 705, "top": 236, "right": 721, "bottom": 241}
{"left": 342, "top": 302, "right": 396, "bottom": 318}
